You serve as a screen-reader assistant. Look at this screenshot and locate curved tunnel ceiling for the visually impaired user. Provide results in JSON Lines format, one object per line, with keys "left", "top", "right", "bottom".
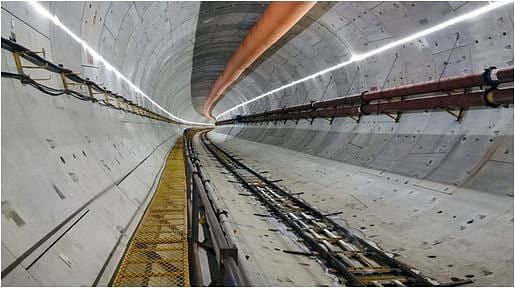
{"left": 191, "top": 2, "right": 268, "bottom": 115}
{"left": 211, "top": 1, "right": 514, "bottom": 119}
{"left": 37, "top": 1, "right": 513, "bottom": 126}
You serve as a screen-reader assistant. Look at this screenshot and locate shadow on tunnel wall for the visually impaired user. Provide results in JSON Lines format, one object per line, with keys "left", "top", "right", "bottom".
{"left": 196, "top": 2, "right": 335, "bottom": 114}
{"left": 191, "top": 2, "right": 268, "bottom": 115}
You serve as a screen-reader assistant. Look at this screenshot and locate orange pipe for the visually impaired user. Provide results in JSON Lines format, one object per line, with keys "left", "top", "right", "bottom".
{"left": 203, "top": 1, "right": 316, "bottom": 119}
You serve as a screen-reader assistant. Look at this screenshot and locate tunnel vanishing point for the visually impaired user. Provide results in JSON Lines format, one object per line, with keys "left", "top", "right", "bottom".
{"left": 1, "top": 1, "right": 514, "bottom": 287}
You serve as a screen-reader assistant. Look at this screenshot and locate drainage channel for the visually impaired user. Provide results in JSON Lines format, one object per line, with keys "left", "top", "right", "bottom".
{"left": 199, "top": 131, "right": 435, "bottom": 287}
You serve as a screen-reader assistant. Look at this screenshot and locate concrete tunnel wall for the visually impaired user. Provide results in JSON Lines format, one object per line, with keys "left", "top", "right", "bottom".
{"left": 213, "top": 1, "right": 514, "bottom": 117}
{"left": 1, "top": 0, "right": 514, "bottom": 286}
{"left": 1, "top": 2, "right": 188, "bottom": 285}
{"left": 211, "top": 1, "right": 514, "bottom": 285}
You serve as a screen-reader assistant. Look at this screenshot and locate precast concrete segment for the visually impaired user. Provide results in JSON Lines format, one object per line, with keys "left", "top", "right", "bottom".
{"left": 112, "top": 139, "right": 189, "bottom": 286}
{"left": 203, "top": 2, "right": 316, "bottom": 118}
{"left": 3, "top": 1, "right": 206, "bottom": 123}
{"left": 212, "top": 2, "right": 514, "bottom": 118}
{"left": 1, "top": 4, "right": 182, "bottom": 286}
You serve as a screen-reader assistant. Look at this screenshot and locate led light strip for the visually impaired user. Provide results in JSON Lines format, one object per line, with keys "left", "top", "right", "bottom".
{"left": 216, "top": 0, "right": 513, "bottom": 120}
{"left": 28, "top": 1, "right": 212, "bottom": 126}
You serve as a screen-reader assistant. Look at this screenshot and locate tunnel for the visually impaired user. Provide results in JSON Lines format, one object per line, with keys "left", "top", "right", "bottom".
{"left": 1, "top": 1, "right": 513, "bottom": 287}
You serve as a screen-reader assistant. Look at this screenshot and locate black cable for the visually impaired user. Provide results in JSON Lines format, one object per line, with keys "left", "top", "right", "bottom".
{"left": 1, "top": 37, "right": 176, "bottom": 123}
{"left": 3, "top": 71, "right": 140, "bottom": 114}
{"left": 30, "top": 82, "right": 66, "bottom": 96}
{"left": 1, "top": 71, "right": 23, "bottom": 80}
{"left": 3, "top": 71, "right": 66, "bottom": 96}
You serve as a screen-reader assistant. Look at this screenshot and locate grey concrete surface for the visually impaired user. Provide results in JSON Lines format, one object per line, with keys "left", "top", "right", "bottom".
{"left": 213, "top": 1, "right": 514, "bottom": 118}
{"left": 209, "top": 130, "right": 513, "bottom": 286}
{"left": 192, "top": 133, "right": 337, "bottom": 286}
{"left": 1, "top": 1, "right": 513, "bottom": 286}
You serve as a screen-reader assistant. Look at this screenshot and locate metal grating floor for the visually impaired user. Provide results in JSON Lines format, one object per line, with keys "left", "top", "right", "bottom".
{"left": 112, "top": 139, "right": 189, "bottom": 286}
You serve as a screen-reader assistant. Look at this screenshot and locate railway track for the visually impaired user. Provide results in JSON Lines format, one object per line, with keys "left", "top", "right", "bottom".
{"left": 198, "top": 131, "right": 434, "bottom": 287}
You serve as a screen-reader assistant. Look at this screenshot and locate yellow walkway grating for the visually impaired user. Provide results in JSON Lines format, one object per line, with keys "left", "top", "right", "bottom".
{"left": 113, "top": 139, "right": 189, "bottom": 286}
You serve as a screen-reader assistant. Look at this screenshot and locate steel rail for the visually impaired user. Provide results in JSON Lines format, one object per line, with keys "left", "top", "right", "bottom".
{"left": 199, "top": 131, "right": 435, "bottom": 287}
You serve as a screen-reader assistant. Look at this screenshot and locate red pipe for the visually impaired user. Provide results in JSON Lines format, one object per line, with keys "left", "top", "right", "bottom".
{"left": 203, "top": 2, "right": 316, "bottom": 119}
{"left": 229, "top": 67, "right": 514, "bottom": 121}
{"left": 217, "top": 88, "right": 513, "bottom": 125}
{"left": 362, "top": 89, "right": 513, "bottom": 114}
{"left": 315, "top": 67, "right": 513, "bottom": 109}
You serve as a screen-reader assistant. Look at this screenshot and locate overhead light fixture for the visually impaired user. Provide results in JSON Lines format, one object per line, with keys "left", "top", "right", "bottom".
{"left": 216, "top": 0, "right": 513, "bottom": 120}
{"left": 28, "top": 1, "right": 212, "bottom": 126}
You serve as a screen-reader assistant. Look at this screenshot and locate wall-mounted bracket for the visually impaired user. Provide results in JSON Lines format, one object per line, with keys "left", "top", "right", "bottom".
{"left": 350, "top": 115, "right": 361, "bottom": 123}
{"left": 445, "top": 107, "right": 465, "bottom": 122}
{"left": 323, "top": 117, "right": 335, "bottom": 125}
{"left": 383, "top": 112, "right": 401, "bottom": 122}
{"left": 13, "top": 50, "right": 51, "bottom": 82}
{"left": 115, "top": 96, "right": 122, "bottom": 109}
{"left": 89, "top": 88, "right": 106, "bottom": 103}
{"left": 60, "top": 71, "right": 81, "bottom": 92}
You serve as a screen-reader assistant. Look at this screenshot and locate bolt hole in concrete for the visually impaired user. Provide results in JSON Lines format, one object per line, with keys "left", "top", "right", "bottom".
{"left": 427, "top": 255, "right": 437, "bottom": 258}
{"left": 46, "top": 138, "right": 56, "bottom": 149}
{"left": 68, "top": 172, "right": 79, "bottom": 182}
{"left": 52, "top": 183, "right": 66, "bottom": 199}
{"left": 467, "top": 219, "right": 474, "bottom": 224}
{"left": 1, "top": 201, "right": 26, "bottom": 226}
{"left": 465, "top": 274, "right": 475, "bottom": 278}
{"left": 437, "top": 210, "right": 443, "bottom": 214}
{"left": 60, "top": 156, "right": 66, "bottom": 164}
{"left": 82, "top": 150, "right": 87, "bottom": 157}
